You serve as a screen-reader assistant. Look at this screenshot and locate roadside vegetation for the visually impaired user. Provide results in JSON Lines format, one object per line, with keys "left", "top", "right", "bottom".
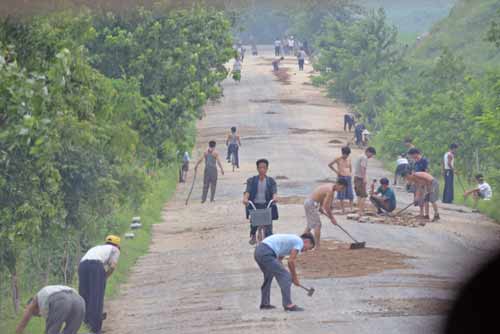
{"left": 0, "top": 5, "right": 233, "bottom": 331}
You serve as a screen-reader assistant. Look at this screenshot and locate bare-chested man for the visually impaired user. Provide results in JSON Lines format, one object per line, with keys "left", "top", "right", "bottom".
{"left": 403, "top": 172, "right": 440, "bottom": 222}
{"left": 303, "top": 178, "right": 347, "bottom": 248}
{"left": 328, "top": 146, "right": 354, "bottom": 213}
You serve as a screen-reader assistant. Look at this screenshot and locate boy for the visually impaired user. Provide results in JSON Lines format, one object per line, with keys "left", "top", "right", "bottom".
{"left": 194, "top": 141, "right": 225, "bottom": 203}
{"left": 328, "top": 146, "right": 354, "bottom": 213}
{"left": 403, "top": 172, "right": 440, "bottom": 221}
{"left": 354, "top": 147, "right": 377, "bottom": 216}
{"left": 226, "top": 126, "right": 242, "bottom": 168}
{"left": 370, "top": 178, "right": 397, "bottom": 214}
{"left": 464, "top": 174, "right": 492, "bottom": 211}
{"left": 303, "top": 179, "right": 347, "bottom": 249}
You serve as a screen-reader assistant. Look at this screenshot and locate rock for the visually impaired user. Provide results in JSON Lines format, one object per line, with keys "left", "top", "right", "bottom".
{"left": 125, "top": 232, "right": 135, "bottom": 239}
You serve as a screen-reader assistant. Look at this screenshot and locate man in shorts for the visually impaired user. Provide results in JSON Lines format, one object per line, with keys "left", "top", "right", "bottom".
{"left": 328, "top": 146, "right": 354, "bottom": 213}
{"left": 303, "top": 178, "right": 347, "bottom": 249}
{"left": 403, "top": 171, "right": 440, "bottom": 222}
{"left": 354, "top": 147, "right": 377, "bottom": 216}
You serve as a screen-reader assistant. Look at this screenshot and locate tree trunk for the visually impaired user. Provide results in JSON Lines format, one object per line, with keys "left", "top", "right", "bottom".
{"left": 11, "top": 271, "right": 19, "bottom": 314}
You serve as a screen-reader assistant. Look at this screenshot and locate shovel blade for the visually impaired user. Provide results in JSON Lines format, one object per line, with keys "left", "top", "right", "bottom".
{"left": 350, "top": 242, "right": 366, "bottom": 250}
{"left": 308, "top": 288, "right": 315, "bottom": 297}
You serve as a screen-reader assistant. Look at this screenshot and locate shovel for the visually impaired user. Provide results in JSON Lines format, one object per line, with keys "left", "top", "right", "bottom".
{"left": 299, "top": 284, "right": 315, "bottom": 297}
{"left": 321, "top": 211, "right": 366, "bottom": 249}
{"left": 185, "top": 169, "right": 198, "bottom": 206}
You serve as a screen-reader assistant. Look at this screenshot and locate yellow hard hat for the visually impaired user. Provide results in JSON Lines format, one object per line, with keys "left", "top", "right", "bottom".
{"left": 105, "top": 235, "right": 121, "bottom": 248}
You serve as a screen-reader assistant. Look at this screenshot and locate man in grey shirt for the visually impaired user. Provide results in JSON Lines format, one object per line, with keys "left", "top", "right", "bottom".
{"left": 353, "top": 147, "right": 376, "bottom": 216}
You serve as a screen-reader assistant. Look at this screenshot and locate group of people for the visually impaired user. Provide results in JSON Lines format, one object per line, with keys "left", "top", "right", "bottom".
{"left": 16, "top": 236, "right": 122, "bottom": 334}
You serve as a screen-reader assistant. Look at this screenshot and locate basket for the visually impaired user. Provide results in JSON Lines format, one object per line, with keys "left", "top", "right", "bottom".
{"left": 249, "top": 201, "right": 273, "bottom": 227}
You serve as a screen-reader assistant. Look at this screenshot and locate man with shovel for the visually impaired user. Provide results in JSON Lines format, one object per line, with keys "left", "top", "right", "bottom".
{"left": 254, "top": 233, "right": 315, "bottom": 312}
{"left": 194, "top": 140, "right": 225, "bottom": 203}
{"left": 403, "top": 171, "right": 440, "bottom": 222}
{"left": 303, "top": 178, "right": 347, "bottom": 249}
{"left": 370, "top": 177, "right": 397, "bottom": 214}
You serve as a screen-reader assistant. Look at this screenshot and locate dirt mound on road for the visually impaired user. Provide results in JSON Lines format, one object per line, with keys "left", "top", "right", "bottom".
{"left": 297, "top": 240, "right": 414, "bottom": 278}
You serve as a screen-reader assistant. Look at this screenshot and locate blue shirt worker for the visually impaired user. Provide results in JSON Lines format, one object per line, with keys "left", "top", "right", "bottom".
{"left": 254, "top": 234, "right": 315, "bottom": 312}
{"left": 370, "top": 178, "right": 397, "bottom": 214}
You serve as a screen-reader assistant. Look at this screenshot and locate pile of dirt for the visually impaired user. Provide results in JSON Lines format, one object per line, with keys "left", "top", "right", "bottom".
{"left": 329, "top": 139, "right": 344, "bottom": 144}
{"left": 353, "top": 213, "right": 427, "bottom": 228}
{"left": 274, "top": 68, "right": 291, "bottom": 85}
{"left": 297, "top": 240, "right": 414, "bottom": 278}
{"left": 359, "top": 298, "right": 452, "bottom": 317}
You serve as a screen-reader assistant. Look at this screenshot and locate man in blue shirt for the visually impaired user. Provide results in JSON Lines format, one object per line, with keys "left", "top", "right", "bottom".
{"left": 254, "top": 234, "right": 315, "bottom": 312}
{"left": 370, "top": 178, "right": 397, "bottom": 214}
{"left": 408, "top": 148, "right": 429, "bottom": 172}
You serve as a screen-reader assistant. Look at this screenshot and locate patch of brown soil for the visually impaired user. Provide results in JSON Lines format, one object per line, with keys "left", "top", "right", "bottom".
{"left": 278, "top": 196, "right": 306, "bottom": 205}
{"left": 289, "top": 127, "right": 338, "bottom": 135}
{"left": 329, "top": 139, "right": 344, "bottom": 144}
{"left": 297, "top": 240, "right": 414, "bottom": 278}
{"left": 358, "top": 213, "right": 426, "bottom": 228}
{"left": 360, "top": 298, "right": 452, "bottom": 317}
{"left": 274, "top": 68, "right": 291, "bottom": 85}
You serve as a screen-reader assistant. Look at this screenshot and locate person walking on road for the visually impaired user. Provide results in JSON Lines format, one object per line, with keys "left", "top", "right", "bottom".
{"left": 78, "top": 235, "right": 121, "bottom": 334}
{"left": 354, "top": 147, "right": 377, "bottom": 217}
{"left": 226, "top": 126, "right": 241, "bottom": 168}
{"left": 370, "top": 177, "right": 397, "bottom": 214}
{"left": 442, "top": 143, "right": 458, "bottom": 203}
{"left": 403, "top": 171, "right": 440, "bottom": 222}
{"left": 344, "top": 113, "right": 355, "bottom": 132}
{"left": 274, "top": 37, "right": 281, "bottom": 56}
{"left": 195, "top": 140, "right": 225, "bottom": 203}
{"left": 180, "top": 151, "right": 190, "bottom": 183}
{"left": 232, "top": 57, "right": 242, "bottom": 83}
{"left": 254, "top": 233, "right": 315, "bottom": 312}
{"left": 243, "top": 159, "right": 278, "bottom": 245}
{"left": 304, "top": 179, "right": 347, "bottom": 249}
{"left": 297, "top": 48, "right": 306, "bottom": 71}
{"left": 16, "top": 285, "right": 85, "bottom": 334}
{"left": 328, "top": 146, "right": 354, "bottom": 213}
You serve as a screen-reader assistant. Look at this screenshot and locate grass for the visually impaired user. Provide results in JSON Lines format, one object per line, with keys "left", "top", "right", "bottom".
{"left": 3, "top": 166, "right": 179, "bottom": 333}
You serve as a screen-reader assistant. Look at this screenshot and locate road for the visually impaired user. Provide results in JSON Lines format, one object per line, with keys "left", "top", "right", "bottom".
{"left": 104, "top": 46, "right": 500, "bottom": 334}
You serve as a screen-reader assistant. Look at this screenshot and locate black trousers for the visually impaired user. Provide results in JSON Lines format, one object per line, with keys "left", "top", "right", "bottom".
{"left": 443, "top": 169, "right": 454, "bottom": 203}
{"left": 78, "top": 260, "right": 106, "bottom": 334}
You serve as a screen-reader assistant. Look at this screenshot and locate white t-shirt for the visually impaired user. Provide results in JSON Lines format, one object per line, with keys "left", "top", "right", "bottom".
{"left": 443, "top": 152, "right": 454, "bottom": 169}
{"left": 183, "top": 152, "right": 190, "bottom": 162}
{"left": 263, "top": 234, "right": 303, "bottom": 257}
{"left": 354, "top": 155, "right": 368, "bottom": 178}
{"left": 81, "top": 244, "right": 120, "bottom": 271}
{"left": 479, "top": 182, "right": 492, "bottom": 200}
{"left": 274, "top": 40, "right": 281, "bottom": 47}
{"left": 37, "top": 286, "right": 77, "bottom": 319}
{"left": 397, "top": 157, "right": 409, "bottom": 165}
{"left": 288, "top": 39, "right": 295, "bottom": 47}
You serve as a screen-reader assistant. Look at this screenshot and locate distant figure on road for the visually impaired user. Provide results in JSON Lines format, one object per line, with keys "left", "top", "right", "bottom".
{"left": 297, "top": 48, "right": 306, "bottom": 71}
{"left": 344, "top": 113, "right": 355, "bottom": 131}
{"left": 370, "top": 177, "right": 397, "bottom": 214}
{"left": 180, "top": 151, "right": 190, "bottom": 183}
{"left": 442, "top": 143, "right": 458, "bottom": 204}
{"left": 394, "top": 154, "right": 410, "bottom": 185}
{"left": 272, "top": 56, "right": 285, "bottom": 72}
{"left": 404, "top": 171, "right": 440, "bottom": 222}
{"left": 464, "top": 174, "right": 492, "bottom": 212}
{"left": 303, "top": 179, "right": 346, "bottom": 248}
{"left": 254, "top": 233, "right": 315, "bottom": 312}
{"left": 243, "top": 159, "right": 278, "bottom": 245}
{"left": 232, "top": 57, "right": 242, "bottom": 83}
{"left": 226, "top": 126, "right": 241, "bottom": 168}
{"left": 274, "top": 38, "right": 281, "bottom": 56}
{"left": 16, "top": 285, "right": 85, "bottom": 334}
{"left": 195, "top": 140, "right": 225, "bottom": 203}
{"left": 354, "top": 123, "right": 365, "bottom": 147}
{"left": 79, "top": 235, "right": 121, "bottom": 334}
{"left": 328, "top": 146, "right": 354, "bottom": 213}
{"left": 354, "top": 147, "right": 377, "bottom": 217}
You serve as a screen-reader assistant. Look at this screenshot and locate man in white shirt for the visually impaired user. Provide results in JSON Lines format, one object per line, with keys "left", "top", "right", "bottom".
{"left": 442, "top": 143, "right": 458, "bottom": 203}
{"left": 16, "top": 285, "right": 85, "bottom": 334}
{"left": 274, "top": 38, "right": 281, "bottom": 56}
{"left": 254, "top": 234, "right": 315, "bottom": 312}
{"left": 78, "top": 235, "right": 121, "bottom": 334}
{"left": 464, "top": 174, "right": 493, "bottom": 211}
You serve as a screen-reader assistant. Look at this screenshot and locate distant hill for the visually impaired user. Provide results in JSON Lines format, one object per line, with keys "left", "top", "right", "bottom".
{"left": 357, "top": 0, "right": 456, "bottom": 35}
{"left": 411, "top": 0, "right": 500, "bottom": 68}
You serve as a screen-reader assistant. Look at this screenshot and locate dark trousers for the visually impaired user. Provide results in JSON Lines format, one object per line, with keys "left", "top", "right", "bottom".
{"left": 344, "top": 115, "right": 354, "bottom": 131}
{"left": 202, "top": 169, "right": 218, "bottom": 202}
{"left": 78, "top": 260, "right": 106, "bottom": 334}
{"left": 298, "top": 59, "right": 304, "bottom": 70}
{"left": 45, "top": 291, "right": 85, "bottom": 334}
{"left": 226, "top": 144, "right": 239, "bottom": 168}
{"left": 254, "top": 244, "right": 293, "bottom": 307}
{"left": 370, "top": 196, "right": 395, "bottom": 213}
{"left": 250, "top": 203, "right": 273, "bottom": 237}
{"left": 443, "top": 169, "right": 454, "bottom": 203}
{"left": 275, "top": 46, "right": 280, "bottom": 56}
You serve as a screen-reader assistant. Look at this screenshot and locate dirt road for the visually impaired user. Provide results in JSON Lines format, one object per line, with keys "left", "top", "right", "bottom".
{"left": 104, "top": 47, "right": 500, "bottom": 334}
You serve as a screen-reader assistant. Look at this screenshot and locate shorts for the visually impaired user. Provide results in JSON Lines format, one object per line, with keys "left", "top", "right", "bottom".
{"left": 354, "top": 177, "right": 368, "bottom": 198}
{"left": 337, "top": 175, "right": 354, "bottom": 200}
{"left": 304, "top": 199, "right": 321, "bottom": 229}
{"left": 425, "top": 179, "right": 440, "bottom": 203}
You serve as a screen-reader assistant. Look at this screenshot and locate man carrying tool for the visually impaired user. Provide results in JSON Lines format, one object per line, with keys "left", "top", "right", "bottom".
{"left": 328, "top": 146, "right": 354, "bottom": 213}
{"left": 464, "top": 174, "right": 493, "bottom": 212}
{"left": 442, "top": 143, "right": 458, "bottom": 204}
{"left": 243, "top": 159, "right": 278, "bottom": 245}
{"left": 226, "top": 126, "right": 241, "bottom": 168}
{"left": 254, "top": 233, "right": 315, "bottom": 312}
{"left": 78, "top": 235, "right": 121, "bottom": 334}
{"left": 16, "top": 285, "right": 85, "bottom": 334}
{"left": 354, "top": 147, "right": 377, "bottom": 217}
{"left": 403, "top": 172, "right": 440, "bottom": 222}
{"left": 194, "top": 140, "right": 225, "bottom": 203}
{"left": 370, "top": 177, "right": 397, "bottom": 214}
{"left": 303, "top": 179, "right": 347, "bottom": 249}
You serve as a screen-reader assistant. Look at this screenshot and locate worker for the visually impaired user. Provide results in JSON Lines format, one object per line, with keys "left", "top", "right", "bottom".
{"left": 78, "top": 235, "right": 121, "bottom": 334}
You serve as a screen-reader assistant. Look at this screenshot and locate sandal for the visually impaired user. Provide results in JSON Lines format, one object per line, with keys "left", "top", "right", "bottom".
{"left": 284, "top": 305, "right": 304, "bottom": 312}
{"left": 260, "top": 304, "right": 276, "bottom": 310}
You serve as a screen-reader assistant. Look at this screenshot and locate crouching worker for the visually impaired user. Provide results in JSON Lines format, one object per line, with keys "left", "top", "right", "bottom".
{"left": 464, "top": 174, "right": 493, "bottom": 212}
{"left": 254, "top": 233, "right": 315, "bottom": 312}
{"left": 16, "top": 286, "right": 85, "bottom": 334}
{"left": 78, "top": 235, "right": 121, "bottom": 334}
{"left": 370, "top": 177, "right": 397, "bottom": 214}
{"left": 304, "top": 178, "right": 347, "bottom": 249}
